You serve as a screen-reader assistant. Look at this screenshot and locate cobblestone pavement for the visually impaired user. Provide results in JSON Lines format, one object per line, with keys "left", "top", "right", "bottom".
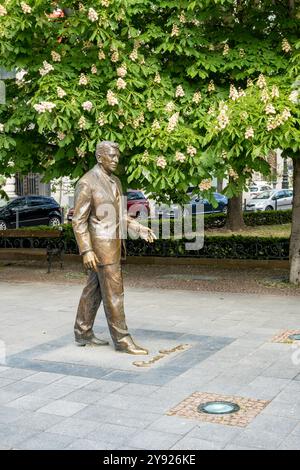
{"left": 0, "top": 281, "right": 300, "bottom": 450}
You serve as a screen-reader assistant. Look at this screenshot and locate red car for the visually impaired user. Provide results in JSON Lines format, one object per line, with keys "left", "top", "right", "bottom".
{"left": 67, "top": 189, "right": 150, "bottom": 222}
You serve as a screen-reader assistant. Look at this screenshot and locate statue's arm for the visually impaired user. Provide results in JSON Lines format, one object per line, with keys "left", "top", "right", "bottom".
{"left": 72, "top": 181, "right": 93, "bottom": 255}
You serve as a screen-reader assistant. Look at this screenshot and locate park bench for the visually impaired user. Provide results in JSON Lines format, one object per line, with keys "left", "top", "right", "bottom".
{"left": 0, "top": 228, "right": 65, "bottom": 273}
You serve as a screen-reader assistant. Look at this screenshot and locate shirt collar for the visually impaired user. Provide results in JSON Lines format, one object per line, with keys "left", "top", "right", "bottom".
{"left": 96, "top": 164, "right": 116, "bottom": 184}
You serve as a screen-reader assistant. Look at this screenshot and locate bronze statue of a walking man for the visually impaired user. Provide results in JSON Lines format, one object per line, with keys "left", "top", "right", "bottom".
{"left": 72, "top": 141, "right": 155, "bottom": 355}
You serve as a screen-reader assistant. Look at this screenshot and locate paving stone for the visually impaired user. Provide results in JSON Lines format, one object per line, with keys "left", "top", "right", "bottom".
{"left": 36, "top": 399, "right": 87, "bottom": 417}
{"left": 0, "top": 405, "right": 28, "bottom": 424}
{"left": 22, "top": 372, "right": 64, "bottom": 384}
{"left": 246, "top": 414, "right": 298, "bottom": 437}
{"left": 54, "top": 376, "right": 96, "bottom": 388}
{"left": 188, "top": 423, "right": 241, "bottom": 444}
{"left": 66, "top": 439, "right": 114, "bottom": 450}
{"left": 171, "top": 436, "right": 224, "bottom": 450}
{"left": 127, "top": 429, "right": 182, "bottom": 450}
{"left": 13, "top": 412, "right": 64, "bottom": 431}
{"left": 0, "top": 378, "right": 18, "bottom": 388}
{"left": 230, "top": 429, "right": 284, "bottom": 450}
{"left": 1, "top": 380, "right": 45, "bottom": 397}
{"left": 30, "top": 384, "right": 77, "bottom": 400}
{"left": 84, "top": 379, "right": 125, "bottom": 393}
{"left": 6, "top": 395, "right": 52, "bottom": 411}
{"left": 261, "top": 401, "right": 300, "bottom": 419}
{"left": 278, "top": 434, "right": 300, "bottom": 450}
{"left": 47, "top": 417, "right": 100, "bottom": 438}
{"left": 18, "top": 431, "right": 74, "bottom": 450}
{"left": 0, "top": 424, "right": 39, "bottom": 448}
{"left": 147, "top": 415, "right": 197, "bottom": 435}
{"left": 114, "top": 384, "right": 160, "bottom": 397}
{"left": 62, "top": 389, "right": 107, "bottom": 405}
{"left": 87, "top": 423, "right": 139, "bottom": 446}
{"left": 0, "top": 368, "right": 36, "bottom": 380}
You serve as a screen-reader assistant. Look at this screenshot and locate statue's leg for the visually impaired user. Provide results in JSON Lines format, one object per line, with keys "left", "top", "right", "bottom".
{"left": 74, "top": 269, "right": 102, "bottom": 341}
{"left": 97, "top": 263, "right": 148, "bottom": 355}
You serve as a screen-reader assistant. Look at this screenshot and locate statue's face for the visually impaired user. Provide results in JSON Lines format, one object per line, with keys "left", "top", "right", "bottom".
{"left": 97, "top": 145, "right": 120, "bottom": 174}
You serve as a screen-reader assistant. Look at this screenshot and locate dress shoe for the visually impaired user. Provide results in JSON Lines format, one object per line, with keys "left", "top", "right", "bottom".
{"left": 75, "top": 334, "right": 109, "bottom": 347}
{"left": 115, "top": 336, "right": 148, "bottom": 355}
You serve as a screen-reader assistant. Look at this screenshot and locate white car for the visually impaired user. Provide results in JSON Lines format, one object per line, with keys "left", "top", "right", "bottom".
{"left": 246, "top": 189, "right": 293, "bottom": 212}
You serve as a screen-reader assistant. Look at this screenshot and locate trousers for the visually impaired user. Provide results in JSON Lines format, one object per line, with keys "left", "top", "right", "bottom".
{"left": 74, "top": 263, "right": 130, "bottom": 345}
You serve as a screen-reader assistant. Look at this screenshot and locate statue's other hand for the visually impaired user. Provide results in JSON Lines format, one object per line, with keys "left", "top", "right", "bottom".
{"left": 83, "top": 251, "right": 100, "bottom": 271}
{"left": 139, "top": 226, "right": 157, "bottom": 243}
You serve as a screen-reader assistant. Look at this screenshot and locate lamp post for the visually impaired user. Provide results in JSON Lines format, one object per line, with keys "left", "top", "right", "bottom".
{"left": 282, "top": 156, "right": 289, "bottom": 189}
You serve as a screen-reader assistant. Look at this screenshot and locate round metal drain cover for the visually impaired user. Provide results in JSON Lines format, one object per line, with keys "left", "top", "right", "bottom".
{"left": 288, "top": 334, "right": 300, "bottom": 341}
{"left": 198, "top": 401, "right": 240, "bottom": 415}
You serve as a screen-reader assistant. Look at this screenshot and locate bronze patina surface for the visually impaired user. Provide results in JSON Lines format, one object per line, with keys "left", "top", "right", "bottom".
{"left": 72, "top": 141, "right": 156, "bottom": 355}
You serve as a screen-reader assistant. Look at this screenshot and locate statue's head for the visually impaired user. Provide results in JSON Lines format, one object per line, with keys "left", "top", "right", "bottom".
{"left": 96, "top": 140, "right": 120, "bottom": 174}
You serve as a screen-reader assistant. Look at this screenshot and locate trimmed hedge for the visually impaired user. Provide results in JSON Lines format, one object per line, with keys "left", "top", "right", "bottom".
{"left": 0, "top": 225, "right": 289, "bottom": 260}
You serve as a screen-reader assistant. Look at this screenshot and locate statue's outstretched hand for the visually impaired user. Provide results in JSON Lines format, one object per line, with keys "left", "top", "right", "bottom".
{"left": 139, "top": 226, "right": 157, "bottom": 243}
{"left": 83, "top": 251, "right": 100, "bottom": 271}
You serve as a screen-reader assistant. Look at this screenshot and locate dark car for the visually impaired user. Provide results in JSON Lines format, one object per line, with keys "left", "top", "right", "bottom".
{"left": 156, "top": 192, "right": 228, "bottom": 218}
{"left": 67, "top": 189, "right": 150, "bottom": 222}
{"left": 0, "top": 195, "right": 62, "bottom": 230}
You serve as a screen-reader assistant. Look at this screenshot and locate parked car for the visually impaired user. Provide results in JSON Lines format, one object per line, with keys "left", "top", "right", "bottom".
{"left": 67, "top": 189, "right": 150, "bottom": 222}
{"left": 245, "top": 189, "right": 293, "bottom": 212}
{"left": 155, "top": 192, "right": 228, "bottom": 218}
{"left": 247, "top": 182, "right": 273, "bottom": 198}
{"left": 0, "top": 195, "right": 62, "bottom": 230}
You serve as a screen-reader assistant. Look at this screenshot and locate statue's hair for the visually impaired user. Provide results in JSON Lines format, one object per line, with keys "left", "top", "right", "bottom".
{"left": 95, "top": 141, "right": 119, "bottom": 157}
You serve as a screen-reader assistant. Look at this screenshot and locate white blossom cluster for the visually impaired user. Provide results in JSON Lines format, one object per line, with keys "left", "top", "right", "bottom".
{"left": 165, "top": 101, "right": 175, "bottom": 113}
{"left": 175, "top": 85, "right": 185, "bottom": 98}
{"left": 175, "top": 151, "right": 186, "bottom": 163}
{"left": 187, "top": 146, "right": 197, "bottom": 156}
{"left": 257, "top": 74, "right": 267, "bottom": 89}
{"left": 117, "top": 65, "right": 127, "bottom": 77}
{"left": 265, "top": 103, "right": 276, "bottom": 115}
{"left": 198, "top": 179, "right": 212, "bottom": 191}
{"left": 57, "top": 131, "right": 66, "bottom": 141}
{"left": 289, "top": 90, "right": 299, "bottom": 104}
{"left": 101, "top": 0, "right": 110, "bottom": 6}
{"left": 228, "top": 168, "right": 239, "bottom": 180}
{"left": 152, "top": 119, "right": 160, "bottom": 130}
{"left": 171, "top": 24, "right": 180, "bottom": 37}
{"left": 147, "top": 98, "right": 154, "bottom": 111}
{"left": 117, "top": 78, "right": 126, "bottom": 89}
{"left": 33, "top": 101, "right": 56, "bottom": 113}
{"left": 154, "top": 72, "right": 161, "bottom": 84}
{"left": 132, "top": 112, "right": 144, "bottom": 129}
{"left": 88, "top": 8, "right": 98, "bottom": 22}
{"left": 239, "top": 48, "right": 245, "bottom": 58}
{"left": 0, "top": 123, "right": 4, "bottom": 132}
{"left": 21, "top": 2, "right": 31, "bottom": 14}
{"left": 271, "top": 85, "right": 280, "bottom": 98}
{"left": 78, "top": 116, "right": 86, "bottom": 130}
{"left": 79, "top": 74, "right": 88, "bottom": 85}
{"left": 39, "top": 61, "right": 54, "bottom": 76}
{"left": 167, "top": 112, "right": 179, "bottom": 132}
{"left": 107, "top": 90, "right": 118, "bottom": 106}
{"left": 267, "top": 108, "right": 291, "bottom": 131}
{"left": 247, "top": 78, "right": 253, "bottom": 87}
{"left": 260, "top": 88, "right": 270, "bottom": 103}
{"left": 97, "top": 113, "right": 106, "bottom": 126}
{"left": 245, "top": 127, "right": 254, "bottom": 139}
{"left": 282, "top": 38, "right": 292, "bottom": 53}
{"left": 156, "top": 156, "right": 167, "bottom": 169}
{"left": 15, "top": 69, "right": 28, "bottom": 81}
{"left": 82, "top": 101, "right": 93, "bottom": 112}
{"left": 229, "top": 85, "right": 246, "bottom": 101}
{"left": 111, "top": 47, "right": 119, "bottom": 63}
{"left": 179, "top": 12, "right": 186, "bottom": 23}
{"left": 223, "top": 44, "right": 230, "bottom": 56}
{"left": 51, "top": 51, "right": 61, "bottom": 62}
{"left": 91, "top": 64, "right": 97, "bottom": 74}
{"left": 98, "top": 50, "right": 106, "bottom": 60}
{"left": 192, "top": 91, "right": 202, "bottom": 104}
{"left": 57, "top": 87, "right": 66, "bottom": 98}
{"left": 0, "top": 5, "right": 7, "bottom": 15}
{"left": 76, "top": 147, "right": 86, "bottom": 158}
{"left": 208, "top": 80, "right": 215, "bottom": 92}
{"left": 217, "top": 103, "right": 229, "bottom": 129}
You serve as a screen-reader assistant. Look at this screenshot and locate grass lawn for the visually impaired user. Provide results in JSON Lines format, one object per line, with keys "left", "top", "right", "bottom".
{"left": 205, "top": 223, "right": 291, "bottom": 238}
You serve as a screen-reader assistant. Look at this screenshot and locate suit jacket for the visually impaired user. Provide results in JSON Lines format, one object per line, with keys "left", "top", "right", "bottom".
{"left": 72, "top": 164, "right": 140, "bottom": 265}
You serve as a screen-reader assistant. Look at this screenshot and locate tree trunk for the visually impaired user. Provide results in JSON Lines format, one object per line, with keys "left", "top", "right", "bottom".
{"left": 217, "top": 178, "right": 223, "bottom": 193}
{"left": 289, "top": 157, "right": 300, "bottom": 285}
{"left": 225, "top": 193, "right": 246, "bottom": 231}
